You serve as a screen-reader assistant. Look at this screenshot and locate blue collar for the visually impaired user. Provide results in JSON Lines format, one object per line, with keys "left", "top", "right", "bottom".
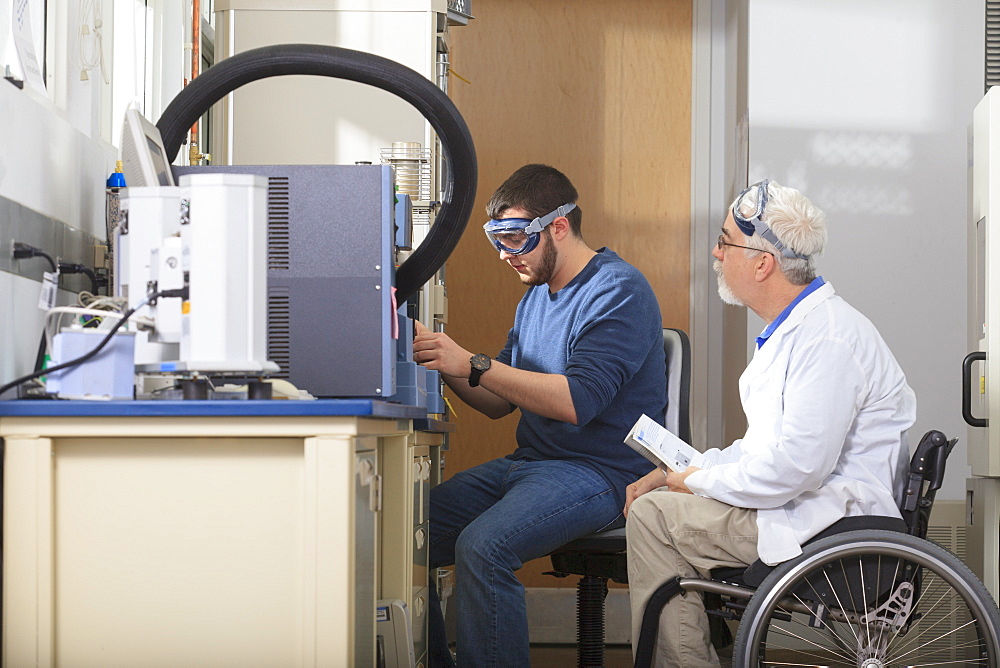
{"left": 755, "top": 276, "right": 825, "bottom": 349}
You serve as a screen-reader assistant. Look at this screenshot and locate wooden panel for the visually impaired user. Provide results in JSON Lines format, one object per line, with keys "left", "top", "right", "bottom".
{"left": 446, "top": 0, "right": 692, "bottom": 588}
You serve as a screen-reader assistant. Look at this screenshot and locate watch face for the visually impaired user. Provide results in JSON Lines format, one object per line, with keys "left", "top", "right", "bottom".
{"left": 471, "top": 354, "right": 491, "bottom": 372}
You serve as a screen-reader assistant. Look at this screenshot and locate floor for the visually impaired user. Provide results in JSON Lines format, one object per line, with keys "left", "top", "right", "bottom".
{"left": 529, "top": 644, "right": 734, "bottom": 667}
{"left": 529, "top": 645, "right": 633, "bottom": 667}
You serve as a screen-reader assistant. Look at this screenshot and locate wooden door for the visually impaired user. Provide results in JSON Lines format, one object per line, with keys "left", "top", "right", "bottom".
{"left": 445, "top": 0, "right": 692, "bottom": 589}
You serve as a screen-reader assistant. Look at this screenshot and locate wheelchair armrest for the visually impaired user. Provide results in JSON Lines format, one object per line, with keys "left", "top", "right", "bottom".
{"left": 903, "top": 430, "right": 953, "bottom": 509}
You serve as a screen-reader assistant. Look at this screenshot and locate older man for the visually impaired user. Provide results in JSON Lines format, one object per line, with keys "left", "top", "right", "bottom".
{"left": 623, "top": 180, "right": 916, "bottom": 667}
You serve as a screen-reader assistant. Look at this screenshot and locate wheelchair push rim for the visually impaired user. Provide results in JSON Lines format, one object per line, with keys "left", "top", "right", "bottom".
{"left": 733, "top": 530, "right": 1000, "bottom": 667}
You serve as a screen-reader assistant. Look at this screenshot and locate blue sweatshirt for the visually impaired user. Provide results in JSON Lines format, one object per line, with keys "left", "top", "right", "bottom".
{"left": 497, "top": 248, "right": 665, "bottom": 507}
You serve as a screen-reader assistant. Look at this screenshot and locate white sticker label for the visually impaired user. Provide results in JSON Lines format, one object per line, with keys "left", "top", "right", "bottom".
{"left": 11, "top": 0, "right": 46, "bottom": 93}
{"left": 38, "top": 271, "right": 58, "bottom": 310}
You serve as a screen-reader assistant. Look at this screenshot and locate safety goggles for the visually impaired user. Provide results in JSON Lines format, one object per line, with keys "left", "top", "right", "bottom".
{"left": 483, "top": 203, "right": 577, "bottom": 255}
{"left": 732, "top": 180, "right": 808, "bottom": 260}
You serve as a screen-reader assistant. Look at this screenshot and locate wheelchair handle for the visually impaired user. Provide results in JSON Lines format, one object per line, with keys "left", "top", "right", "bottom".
{"left": 963, "top": 351, "right": 988, "bottom": 428}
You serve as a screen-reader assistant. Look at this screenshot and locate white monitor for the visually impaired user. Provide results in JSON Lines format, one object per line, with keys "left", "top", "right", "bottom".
{"left": 120, "top": 108, "right": 176, "bottom": 187}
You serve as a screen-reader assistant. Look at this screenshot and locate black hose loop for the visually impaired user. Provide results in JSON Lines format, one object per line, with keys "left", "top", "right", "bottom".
{"left": 156, "top": 43, "right": 477, "bottom": 303}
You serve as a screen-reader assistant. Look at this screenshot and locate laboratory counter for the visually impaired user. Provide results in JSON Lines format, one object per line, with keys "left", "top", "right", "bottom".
{"left": 0, "top": 398, "right": 450, "bottom": 667}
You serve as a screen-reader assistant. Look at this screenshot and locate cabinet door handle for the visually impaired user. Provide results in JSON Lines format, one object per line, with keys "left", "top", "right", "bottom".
{"left": 371, "top": 474, "right": 383, "bottom": 513}
{"left": 357, "top": 458, "right": 375, "bottom": 486}
{"left": 963, "top": 351, "right": 988, "bottom": 428}
{"left": 413, "top": 595, "right": 426, "bottom": 618}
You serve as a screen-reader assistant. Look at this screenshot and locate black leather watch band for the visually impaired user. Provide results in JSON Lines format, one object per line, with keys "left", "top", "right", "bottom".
{"left": 469, "top": 353, "right": 491, "bottom": 387}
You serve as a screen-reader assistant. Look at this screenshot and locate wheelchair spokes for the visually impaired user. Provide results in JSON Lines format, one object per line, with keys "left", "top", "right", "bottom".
{"left": 735, "top": 532, "right": 1000, "bottom": 667}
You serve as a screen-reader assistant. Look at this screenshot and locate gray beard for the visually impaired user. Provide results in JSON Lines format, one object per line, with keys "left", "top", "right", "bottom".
{"left": 714, "top": 259, "right": 744, "bottom": 306}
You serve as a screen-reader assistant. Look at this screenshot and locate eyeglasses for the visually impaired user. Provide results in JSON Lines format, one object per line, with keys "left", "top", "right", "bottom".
{"left": 483, "top": 203, "right": 577, "bottom": 255}
{"left": 717, "top": 234, "right": 773, "bottom": 256}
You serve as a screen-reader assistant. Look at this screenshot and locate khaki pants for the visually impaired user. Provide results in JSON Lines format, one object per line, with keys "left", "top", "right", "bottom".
{"left": 626, "top": 491, "right": 759, "bottom": 667}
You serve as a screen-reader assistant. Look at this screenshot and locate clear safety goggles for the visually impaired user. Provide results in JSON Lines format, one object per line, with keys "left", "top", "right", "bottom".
{"left": 483, "top": 203, "right": 577, "bottom": 256}
{"left": 732, "top": 180, "right": 808, "bottom": 260}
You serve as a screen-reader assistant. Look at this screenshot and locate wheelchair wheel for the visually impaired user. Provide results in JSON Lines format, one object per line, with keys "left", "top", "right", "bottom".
{"left": 733, "top": 530, "right": 1000, "bottom": 667}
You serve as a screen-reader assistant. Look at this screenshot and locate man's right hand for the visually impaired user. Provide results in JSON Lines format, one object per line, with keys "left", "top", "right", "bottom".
{"left": 624, "top": 467, "right": 670, "bottom": 518}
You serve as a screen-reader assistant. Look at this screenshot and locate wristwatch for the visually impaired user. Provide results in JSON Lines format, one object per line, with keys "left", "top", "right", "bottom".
{"left": 468, "top": 353, "right": 492, "bottom": 387}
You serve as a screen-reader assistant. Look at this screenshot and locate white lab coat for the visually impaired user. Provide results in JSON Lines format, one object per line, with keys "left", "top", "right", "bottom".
{"left": 685, "top": 282, "right": 915, "bottom": 565}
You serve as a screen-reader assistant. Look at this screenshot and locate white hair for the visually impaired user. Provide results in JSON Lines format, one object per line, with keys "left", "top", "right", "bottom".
{"left": 731, "top": 180, "right": 827, "bottom": 285}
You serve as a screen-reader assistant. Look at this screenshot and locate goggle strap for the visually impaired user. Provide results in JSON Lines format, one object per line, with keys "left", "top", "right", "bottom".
{"left": 751, "top": 220, "right": 807, "bottom": 260}
{"left": 735, "top": 180, "right": 808, "bottom": 260}
{"left": 523, "top": 202, "right": 577, "bottom": 235}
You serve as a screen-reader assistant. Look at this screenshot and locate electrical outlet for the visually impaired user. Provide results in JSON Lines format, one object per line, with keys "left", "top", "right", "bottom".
{"left": 92, "top": 244, "right": 109, "bottom": 268}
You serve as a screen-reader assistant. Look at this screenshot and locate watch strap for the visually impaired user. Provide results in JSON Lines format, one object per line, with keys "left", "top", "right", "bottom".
{"left": 468, "top": 353, "right": 491, "bottom": 387}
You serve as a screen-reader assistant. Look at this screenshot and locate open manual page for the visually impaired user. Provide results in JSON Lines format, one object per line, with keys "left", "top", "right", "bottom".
{"left": 625, "top": 414, "right": 705, "bottom": 472}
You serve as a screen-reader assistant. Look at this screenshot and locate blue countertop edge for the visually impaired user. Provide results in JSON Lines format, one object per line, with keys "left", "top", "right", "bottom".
{"left": 0, "top": 399, "right": 427, "bottom": 419}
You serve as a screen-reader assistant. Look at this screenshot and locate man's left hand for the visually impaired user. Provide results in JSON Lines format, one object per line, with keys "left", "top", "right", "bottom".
{"left": 413, "top": 320, "right": 474, "bottom": 379}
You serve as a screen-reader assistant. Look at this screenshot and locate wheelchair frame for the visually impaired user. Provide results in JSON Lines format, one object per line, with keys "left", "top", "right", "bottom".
{"left": 633, "top": 430, "right": 1000, "bottom": 668}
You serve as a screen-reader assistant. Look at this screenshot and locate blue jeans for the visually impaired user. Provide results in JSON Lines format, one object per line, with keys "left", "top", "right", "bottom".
{"left": 427, "top": 457, "right": 624, "bottom": 667}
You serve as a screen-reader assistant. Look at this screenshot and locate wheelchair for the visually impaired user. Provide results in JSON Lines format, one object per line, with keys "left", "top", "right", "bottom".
{"left": 632, "top": 429, "right": 1000, "bottom": 667}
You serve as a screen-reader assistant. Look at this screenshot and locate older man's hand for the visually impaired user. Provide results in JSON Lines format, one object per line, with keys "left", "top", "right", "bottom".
{"left": 664, "top": 466, "right": 700, "bottom": 495}
{"left": 624, "top": 466, "right": 701, "bottom": 518}
{"left": 624, "top": 468, "right": 668, "bottom": 517}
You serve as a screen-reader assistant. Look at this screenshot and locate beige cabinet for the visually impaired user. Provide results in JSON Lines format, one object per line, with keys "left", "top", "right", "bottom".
{"left": 0, "top": 406, "right": 417, "bottom": 667}
{"left": 378, "top": 424, "right": 450, "bottom": 668}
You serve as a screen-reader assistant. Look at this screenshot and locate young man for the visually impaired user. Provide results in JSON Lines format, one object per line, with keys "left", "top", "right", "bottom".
{"left": 624, "top": 180, "right": 916, "bottom": 667}
{"left": 414, "top": 164, "right": 665, "bottom": 666}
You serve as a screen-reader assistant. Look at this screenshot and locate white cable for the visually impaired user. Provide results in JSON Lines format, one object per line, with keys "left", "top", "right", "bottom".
{"left": 94, "top": 0, "right": 110, "bottom": 84}
{"left": 44, "top": 306, "right": 125, "bottom": 355}
{"left": 77, "top": 0, "right": 98, "bottom": 70}
{"left": 76, "top": 0, "right": 108, "bottom": 83}
{"left": 77, "top": 290, "right": 127, "bottom": 311}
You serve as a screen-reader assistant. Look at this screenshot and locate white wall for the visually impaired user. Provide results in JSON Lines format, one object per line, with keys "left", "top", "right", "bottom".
{"left": 0, "top": 1, "right": 189, "bottom": 391}
{"left": 0, "top": 3, "right": 112, "bottom": 388}
{"left": 747, "top": 0, "right": 984, "bottom": 499}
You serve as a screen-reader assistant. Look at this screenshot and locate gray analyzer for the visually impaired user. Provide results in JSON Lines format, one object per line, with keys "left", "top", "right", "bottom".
{"left": 174, "top": 163, "right": 397, "bottom": 398}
